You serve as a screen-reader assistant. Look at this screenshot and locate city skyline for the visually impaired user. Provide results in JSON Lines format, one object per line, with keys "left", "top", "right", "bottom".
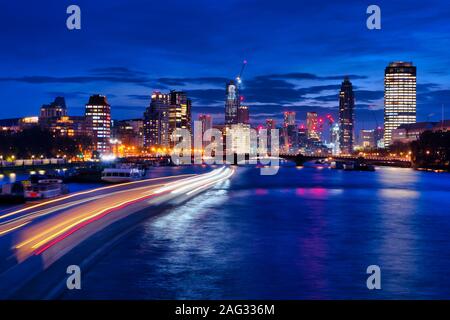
{"left": 0, "top": 1, "right": 450, "bottom": 131}
{"left": 0, "top": 1, "right": 450, "bottom": 304}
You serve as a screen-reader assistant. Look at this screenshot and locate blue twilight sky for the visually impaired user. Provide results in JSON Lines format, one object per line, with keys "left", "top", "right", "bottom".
{"left": 0, "top": 0, "right": 450, "bottom": 132}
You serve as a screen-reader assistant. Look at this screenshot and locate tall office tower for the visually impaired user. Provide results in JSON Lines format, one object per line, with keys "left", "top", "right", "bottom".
{"left": 143, "top": 91, "right": 170, "bottom": 149}
{"left": 170, "top": 90, "right": 192, "bottom": 132}
{"left": 281, "top": 112, "right": 297, "bottom": 152}
{"left": 40, "top": 97, "right": 67, "bottom": 121}
{"left": 338, "top": 77, "right": 355, "bottom": 154}
{"left": 237, "top": 105, "right": 250, "bottom": 124}
{"left": 384, "top": 62, "right": 417, "bottom": 147}
{"left": 330, "top": 122, "right": 340, "bottom": 155}
{"left": 306, "top": 112, "right": 319, "bottom": 140}
{"left": 283, "top": 111, "right": 296, "bottom": 127}
{"left": 225, "top": 80, "right": 239, "bottom": 125}
{"left": 85, "top": 94, "right": 111, "bottom": 154}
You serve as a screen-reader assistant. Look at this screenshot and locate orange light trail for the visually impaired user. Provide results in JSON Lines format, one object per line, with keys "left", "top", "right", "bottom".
{"left": 0, "top": 174, "right": 193, "bottom": 221}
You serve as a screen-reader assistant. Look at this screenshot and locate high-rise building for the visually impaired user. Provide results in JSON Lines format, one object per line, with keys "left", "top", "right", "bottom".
{"left": 85, "top": 94, "right": 111, "bottom": 154}
{"left": 143, "top": 90, "right": 192, "bottom": 150}
{"left": 225, "top": 80, "right": 239, "bottom": 125}
{"left": 384, "top": 62, "right": 417, "bottom": 147}
{"left": 284, "top": 111, "right": 296, "bottom": 127}
{"left": 282, "top": 112, "right": 297, "bottom": 153}
{"left": 237, "top": 105, "right": 249, "bottom": 124}
{"left": 330, "top": 122, "right": 340, "bottom": 155}
{"left": 143, "top": 91, "right": 170, "bottom": 149}
{"left": 306, "top": 112, "right": 319, "bottom": 140}
{"left": 170, "top": 90, "right": 192, "bottom": 132}
{"left": 338, "top": 77, "right": 355, "bottom": 154}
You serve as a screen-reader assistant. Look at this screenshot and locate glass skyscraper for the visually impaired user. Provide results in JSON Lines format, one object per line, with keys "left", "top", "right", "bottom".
{"left": 225, "top": 80, "right": 239, "bottom": 125}
{"left": 85, "top": 94, "right": 111, "bottom": 154}
{"left": 338, "top": 77, "right": 355, "bottom": 154}
{"left": 384, "top": 62, "right": 417, "bottom": 147}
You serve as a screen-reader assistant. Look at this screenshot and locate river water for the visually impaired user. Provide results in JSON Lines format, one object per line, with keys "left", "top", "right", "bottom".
{"left": 56, "top": 163, "right": 450, "bottom": 299}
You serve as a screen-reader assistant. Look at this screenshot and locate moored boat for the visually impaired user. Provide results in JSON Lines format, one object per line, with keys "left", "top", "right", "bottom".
{"left": 101, "top": 165, "right": 145, "bottom": 183}
{"left": 24, "top": 179, "right": 69, "bottom": 200}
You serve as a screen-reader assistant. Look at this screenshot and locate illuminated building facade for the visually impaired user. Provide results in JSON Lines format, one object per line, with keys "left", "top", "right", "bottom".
{"left": 284, "top": 111, "right": 296, "bottom": 127}
{"left": 330, "top": 123, "right": 340, "bottom": 155}
{"left": 143, "top": 90, "right": 192, "bottom": 150}
{"left": 170, "top": 90, "right": 192, "bottom": 132}
{"left": 49, "top": 116, "right": 86, "bottom": 137}
{"left": 306, "top": 112, "right": 319, "bottom": 140}
{"left": 143, "top": 91, "right": 170, "bottom": 149}
{"left": 85, "top": 94, "right": 111, "bottom": 154}
{"left": 112, "top": 119, "right": 144, "bottom": 154}
{"left": 237, "top": 105, "right": 250, "bottom": 124}
{"left": 360, "top": 129, "right": 376, "bottom": 149}
{"left": 338, "top": 77, "right": 355, "bottom": 154}
{"left": 384, "top": 62, "right": 417, "bottom": 147}
{"left": 225, "top": 80, "right": 239, "bottom": 125}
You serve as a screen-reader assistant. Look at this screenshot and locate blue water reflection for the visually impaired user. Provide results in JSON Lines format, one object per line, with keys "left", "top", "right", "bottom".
{"left": 63, "top": 164, "right": 450, "bottom": 299}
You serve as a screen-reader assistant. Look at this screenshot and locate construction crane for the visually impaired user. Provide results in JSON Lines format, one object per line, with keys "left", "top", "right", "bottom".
{"left": 316, "top": 114, "right": 334, "bottom": 132}
{"left": 236, "top": 60, "right": 247, "bottom": 86}
{"left": 326, "top": 114, "right": 335, "bottom": 125}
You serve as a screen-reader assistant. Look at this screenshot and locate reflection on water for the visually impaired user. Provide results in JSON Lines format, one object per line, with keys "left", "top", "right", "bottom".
{"left": 63, "top": 164, "right": 450, "bottom": 299}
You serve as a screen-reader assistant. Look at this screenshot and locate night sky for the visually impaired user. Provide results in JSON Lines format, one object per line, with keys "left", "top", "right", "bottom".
{"left": 1, "top": 0, "right": 450, "bottom": 132}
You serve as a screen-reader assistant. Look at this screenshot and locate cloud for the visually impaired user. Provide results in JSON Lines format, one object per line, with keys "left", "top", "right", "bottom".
{"left": 264, "top": 73, "right": 368, "bottom": 81}
{"left": 156, "top": 77, "right": 229, "bottom": 87}
{"left": 0, "top": 75, "right": 151, "bottom": 86}
{"left": 0, "top": 67, "right": 153, "bottom": 86}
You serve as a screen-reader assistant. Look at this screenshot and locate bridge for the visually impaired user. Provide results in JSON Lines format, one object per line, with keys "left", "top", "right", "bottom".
{"left": 280, "top": 153, "right": 412, "bottom": 167}
{"left": 0, "top": 167, "right": 234, "bottom": 298}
